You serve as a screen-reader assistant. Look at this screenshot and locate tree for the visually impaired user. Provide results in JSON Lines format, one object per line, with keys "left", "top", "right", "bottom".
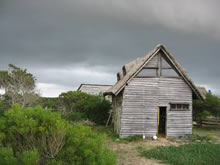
{"left": 58, "top": 91, "right": 112, "bottom": 125}
{"left": 193, "top": 93, "right": 220, "bottom": 126}
{"left": 58, "top": 91, "right": 90, "bottom": 115}
{"left": 0, "top": 64, "right": 39, "bottom": 107}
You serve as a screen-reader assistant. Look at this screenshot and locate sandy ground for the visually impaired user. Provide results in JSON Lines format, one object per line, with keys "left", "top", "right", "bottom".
{"left": 106, "top": 138, "right": 183, "bottom": 165}
{"left": 104, "top": 127, "right": 220, "bottom": 165}
{"left": 93, "top": 126, "right": 220, "bottom": 165}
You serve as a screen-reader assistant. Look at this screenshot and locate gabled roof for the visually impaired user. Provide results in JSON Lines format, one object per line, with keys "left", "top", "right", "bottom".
{"left": 77, "top": 83, "right": 112, "bottom": 95}
{"left": 104, "top": 44, "right": 205, "bottom": 100}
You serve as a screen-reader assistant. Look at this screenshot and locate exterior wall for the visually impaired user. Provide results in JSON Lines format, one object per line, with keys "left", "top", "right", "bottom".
{"left": 120, "top": 78, "right": 159, "bottom": 137}
{"left": 112, "top": 91, "right": 123, "bottom": 134}
{"left": 119, "top": 77, "right": 192, "bottom": 137}
{"left": 159, "top": 78, "right": 192, "bottom": 137}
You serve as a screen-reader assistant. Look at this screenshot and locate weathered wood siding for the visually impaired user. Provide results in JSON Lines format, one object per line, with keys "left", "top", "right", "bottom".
{"left": 159, "top": 78, "right": 192, "bottom": 137}
{"left": 112, "top": 91, "right": 123, "bottom": 133}
{"left": 119, "top": 77, "right": 192, "bottom": 137}
{"left": 79, "top": 85, "right": 112, "bottom": 95}
{"left": 120, "top": 78, "right": 159, "bottom": 137}
{"left": 145, "top": 55, "right": 158, "bottom": 68}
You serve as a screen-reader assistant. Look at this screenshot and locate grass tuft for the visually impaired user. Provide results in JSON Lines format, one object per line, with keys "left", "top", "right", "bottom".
{"left": 119, "top": 135, "right": 143, "bottom": 142}
{"left": 141, "top": 144, "right": 220, "bottom": 165}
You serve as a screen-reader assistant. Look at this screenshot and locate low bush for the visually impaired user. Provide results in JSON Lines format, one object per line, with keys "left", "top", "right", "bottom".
{"left": 120, "top": 135, "right": 143, "bottom": 142}
{"left": 56, "top": 124, "right": 116, "bottom": 165}
{"left": 0, "top": 147, "right": 39, "bottom": 165}
{"left": 193, "top": 93, "right": 220, "bottom": 126}
{"left": 59, "top": 91, "right": 89, "bottom": 114}
{"left": 0, "top": 95, "right": 11, "bottom": 115}
{"left": 0, "top": 105, "right": 116, "bottom": 165}
{"left": 77, "top": 119, "right": 96, "bottom": 126}
{"left": 59, "top": 91, "right": 112, "bottom": 125}
{"left": 189, "top": 134, "right": 214, "bottom": 143}
{"left": 82, "top": 95, "right": 111, "bottom": 125}
{"left": 141, "top": 144, "right": 220, "bottom": 165}
{"left": 65, "top": 111, "right": 87, "bottom": 122}
{"left": 0, "top": 147, "right": 17, "bottom": 165}
{"left": 0, "top": 104, "right": 68, "bottom": 164}
{"left": 19, "top": 150, "right": 40, "bottom": 165}
{"left": 38, "top": 97, "right": 59, "bottom": 112}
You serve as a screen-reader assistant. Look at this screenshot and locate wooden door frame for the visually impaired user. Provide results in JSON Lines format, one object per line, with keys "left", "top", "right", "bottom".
{"left": 157, "top": 107, "right": 167, "bottom": 137}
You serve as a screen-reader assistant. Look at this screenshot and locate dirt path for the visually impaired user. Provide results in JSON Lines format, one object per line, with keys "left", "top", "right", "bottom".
{"left": 96, "top": 126, "right": 220, "bottom": 165}
{"left": 107, "top": 138, "right": 181, "bottom": 165}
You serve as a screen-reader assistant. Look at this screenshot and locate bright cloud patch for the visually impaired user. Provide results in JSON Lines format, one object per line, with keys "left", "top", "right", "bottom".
{"left": 36, "top": 83, "right": 72, "bottom": 97}
{"left": 35, "top": 65, "right": 116, "bottom": 97}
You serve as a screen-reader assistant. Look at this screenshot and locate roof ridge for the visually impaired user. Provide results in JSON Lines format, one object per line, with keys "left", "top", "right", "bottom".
{"left": 104, "top": 44, "right": 205, "bottom": 100}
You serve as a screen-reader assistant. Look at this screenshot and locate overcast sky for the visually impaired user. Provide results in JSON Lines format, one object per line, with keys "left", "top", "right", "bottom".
{"left": 0, "top": 0, "right": 220, "bottom": 97}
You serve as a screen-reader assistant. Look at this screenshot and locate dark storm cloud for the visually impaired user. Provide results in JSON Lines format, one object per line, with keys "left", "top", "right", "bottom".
{"left": 0, "top": 0, "right": 220, "bottom": 96}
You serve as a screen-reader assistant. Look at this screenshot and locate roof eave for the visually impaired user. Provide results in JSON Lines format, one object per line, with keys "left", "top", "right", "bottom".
{"left": 103, "top": 91, "right": 114, "bottom": 96}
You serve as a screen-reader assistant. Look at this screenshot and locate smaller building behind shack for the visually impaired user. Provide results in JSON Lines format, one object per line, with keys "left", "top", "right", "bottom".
{"left": 77, "top": 84, "right": 112, "bottom": 101}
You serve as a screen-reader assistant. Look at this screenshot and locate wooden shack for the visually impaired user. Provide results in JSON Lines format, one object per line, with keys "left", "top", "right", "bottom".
{"left": 78, "top": 84, "right": 112, "bottom": 95}
{"left": 104, "top": 44, "right": 205, "bottom": 138}
{"left": 77, "top": 84, "right": 112, "bottom": 101}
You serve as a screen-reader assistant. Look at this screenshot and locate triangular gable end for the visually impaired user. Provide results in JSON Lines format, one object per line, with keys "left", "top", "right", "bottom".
{"left": 136, "top": 50, "right": 180, "bottom": 78}
{"left": 160, "top": 47, "right": 205, "bottom": 100}
{"left": 112, "top": 45, "right": 205, "bottom": 100}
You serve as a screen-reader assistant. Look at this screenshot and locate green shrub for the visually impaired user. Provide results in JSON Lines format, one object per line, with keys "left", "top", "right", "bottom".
{"left": 193, "top": 93, "right": 220, "bottom": 125}
{"left": 59, "top": 91, "right": 112, "bottom": 125}
{"left": 0, "top": 147, "right": 39, "bottom": 165}
{"left": 19, "top": 150, "right": 40, "bottom": 165}
{"left": 82, "top": 95, "right": 112, "bottom": 125}
{"left": 190, "top": 134, "right": 214, "bottom": 143}
{"left": 0, "top": 105, "right": 116, "bottom": 165}
{"left": 0, "top": 147, "right": 17, "bottom": 165}
{"left": 38, "top": 97, "right": 59, "bottom": 112}
{"left": 141, "top": 144, "right": 220, "bottom": 165}
{"left": 46, "top": 159, "right": 64, "bottom": 165}
{"left": 65, "top": 112, "right": 87, "bottom": 122}
{"left": 0, "top": 95, "right": 11, "bottom": 115}
{"left": 59, "top": 91, "right": 90, "bottom": 113}
{"left": 77, "top": 119, "right": 96, "bottom": 126}
{"left": 1, "top": 104, "right": 68, "bottom": 163}
{"left": 120, "top": 135, "right": 143, "bottom": 142}
{"left": 56, "top": 124, "right": 116, "bottom": 165}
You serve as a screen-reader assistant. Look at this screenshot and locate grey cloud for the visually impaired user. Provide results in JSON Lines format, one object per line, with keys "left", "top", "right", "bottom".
{"left": 0, "top": 0, "right": 220, "bottom": 96}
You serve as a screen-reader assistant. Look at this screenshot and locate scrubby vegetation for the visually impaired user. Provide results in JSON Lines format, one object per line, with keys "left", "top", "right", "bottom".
{"left": 0, "top": 105, "right": 116, "bottom": 165}
{"left": 59, "top": 91, "right": 112, "bottom": 125}
{"left": 0, "top": 65, "right": 114, "bottom": 164}
{"left": 193, "top": 93, "right": 220, "bottom": 126}
{"left": 1, "top": 64, "right": 220, "bottom": 165}
{"left": 0, "top": 64, "right": 39, "bottom": 107}
{"left": 141, "top": 144, "right": 220, "bottom": 165}
{"left": 38, "top": 97, "right": 59, "bottom": 112}
{"left": 37, "top": 91, "right": 112, "bottom": 125}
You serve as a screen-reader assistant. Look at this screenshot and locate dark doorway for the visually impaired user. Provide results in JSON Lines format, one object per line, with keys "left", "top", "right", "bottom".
{"left": 158, "top": 107, "right": 166, "bottom": 136}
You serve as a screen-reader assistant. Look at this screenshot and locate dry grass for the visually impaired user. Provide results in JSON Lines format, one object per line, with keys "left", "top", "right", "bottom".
{"left": 93, "top": 126, "right": 220, "bottom": 165}
{"left": 193, "top": 127, "right": 220, "bottom": 144}
{"left": 108, "top": 139, "right": 181, "bottom": 165}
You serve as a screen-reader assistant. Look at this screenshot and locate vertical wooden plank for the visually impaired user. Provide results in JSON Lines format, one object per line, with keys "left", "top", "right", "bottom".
{"left": 119, "top": 78, "right": 159, "bottom": 137}
{"left": 157, "top": 107, "right": 160, "bottom": 135}
{"left": 158, "top": 78, "right": 192, "bottom": 137}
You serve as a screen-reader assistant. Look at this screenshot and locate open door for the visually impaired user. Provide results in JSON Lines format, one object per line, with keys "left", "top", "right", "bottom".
{"left": 158, "top": 107, "right": 167, "bottom": 137}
